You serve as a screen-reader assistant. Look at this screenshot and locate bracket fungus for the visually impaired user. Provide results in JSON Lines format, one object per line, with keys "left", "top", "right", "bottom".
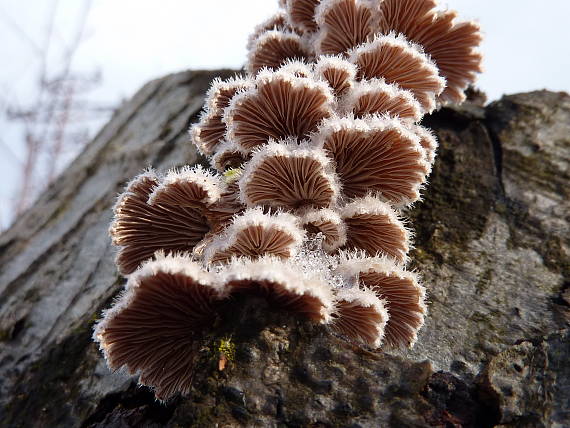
{"left": 203, "top": 208, "right": 305, "bottom": 264}
{"left": 95, "top": 0, "right": 482, "bottom": 400}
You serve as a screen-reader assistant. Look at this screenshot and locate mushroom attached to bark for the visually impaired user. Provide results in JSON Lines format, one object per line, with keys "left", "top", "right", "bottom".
{"left": 225, "top": 69, "right": 334, "bottom": 153}
{"left": 211, "top": 141, "right": 250, "bottom": 171}
{"left": 93, "top": 254, "right": 227, "bottom": 400}
{"left": 204, "top": 208, "right": 305, "bottom": 264}
{"left": 314, "top": 55, "right": 357, "bottom": 95}
{"left": 336, "top": 255, "right": 427, "bottom": 348}
{"left": 190, "top": 76, "right": 254, "bottom": 156}
{"left": 247, "top": 30, "right": 313, "bottom": 75}
{"left": 330, "top": 286, "right": 389, "bottom": 348}
{"left": 313, "top": 116, "right": 430, "bottom": 207}
{"left": 110, "top": 168, "right": 224, "bottom": 275}
{"left": 284, "top": 0, "right": 321, "bottom": 33}
{"left": 377, "top": 0, "right": 483, "bottom": 104}
{"left": 301, "top": 208, "right": 347, "bottom": 252}
{"left": 239, "top": 140, "right": 340, "bottom": 210}
{"left": 349, "top": 33, "right": 445, "bottom": 113}
{"left": 407, "top": 123, "right": 438, "bottom": 166}
{"left": 341, "top": 195, "right": 410, "bottom": 264}
{"left": 314, "top": 0, "right": 378, "bottom": 55}
{"left": 223, "top": 256, "right": 334, "bottom": 323}
{"left": 147, "top": 166, "right": 224, "bottom": 207}
{"left": 340, "top": 78, "right": 422, "bottom": 122}
{"left": 247, "top": 11, "right": 293, "bottom": 50}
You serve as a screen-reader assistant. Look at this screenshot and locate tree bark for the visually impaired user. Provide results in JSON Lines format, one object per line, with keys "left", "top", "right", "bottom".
{"left": 0, "top": 70, "right": 568, "bottom": 427}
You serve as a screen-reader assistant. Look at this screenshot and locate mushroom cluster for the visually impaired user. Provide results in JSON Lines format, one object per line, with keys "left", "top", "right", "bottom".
{"left": 94, "top": 0, "right": 482, "bottom": 400}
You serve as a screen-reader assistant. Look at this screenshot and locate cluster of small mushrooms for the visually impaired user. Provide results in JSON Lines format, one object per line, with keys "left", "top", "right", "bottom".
{"left": 94, "top": 0, "right": 482, "bottom": 400}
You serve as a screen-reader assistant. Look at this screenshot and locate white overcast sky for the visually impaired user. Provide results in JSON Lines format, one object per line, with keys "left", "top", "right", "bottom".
{"left": 0, "top": 0, "right": 569, "bottom": 228}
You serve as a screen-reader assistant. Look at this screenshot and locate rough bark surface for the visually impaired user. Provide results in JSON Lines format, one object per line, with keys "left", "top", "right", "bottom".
{"left": 0, "top": 69, "right": 568, "bottom": 428}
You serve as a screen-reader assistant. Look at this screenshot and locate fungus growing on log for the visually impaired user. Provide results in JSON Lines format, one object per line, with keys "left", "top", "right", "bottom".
{"left": 341, "top": 195, "right": 410, "bottom": 264}
{"left": 239, "top": 141, "right": 339, "bottom": 210}
{"left": 96, "top": 0, "right": 483, "bottom": 400}
{"left": 330, "top": 286, "right": 388, "bottom": 348}
{"left": 225, "top": 69, "right": 334, "bottom": 153}
{"left": 223, "top": 256, "right": 334, "bottom": 323}
{"left": 247, "top": 30, "right": 312, "bottom": 75}
{"left": 341, "top": 78, "right": 422, "bottom": 122}
{"left": 93, "top": 255, "right": 226, "bottom": 400}
{"left": 110, "top": 168, "right": 223, "bottom": 275}
{"left": 191, "top": 76, "right": 253, "bottom": 156}
{"left": 313, "top": 116, "right": 430, "bottom": 206}
{"left": 314, "top": 55, "right": 357, "bottom": 95}
{"left": 349, "top": 33, "right": 445, "bottom": 113}
{"left": 204, "top": 208, "right": 305, "bottom": 264}
{"left": 314, "top": 0, "right": 378, "bottom": 55}
{"left": 301, "top": 208, "right": 347, "bottom": 252}
{"left": 336, "top": 254, "right": 427, "bottom": 348}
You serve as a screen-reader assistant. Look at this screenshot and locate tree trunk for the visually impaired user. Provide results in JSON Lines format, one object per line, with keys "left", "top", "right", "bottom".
{"left": 0, "top": 69, "right": 568, "bottom": 427}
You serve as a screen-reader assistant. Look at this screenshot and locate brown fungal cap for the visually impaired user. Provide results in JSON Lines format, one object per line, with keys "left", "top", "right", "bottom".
{"left": 93, "top": 254, "right": 226, "bottom": 400}
{"left": 314, "top": 0, "right": 378, "bottom": 55}
{"left": 222, "top": 256, "right": 334, "bottom": 323}
{"left": 301, "top": 208, "right": 347, "bottom": 252}
{"left": 190, "top": 76, "right": 254, "bottom": 156}
{"left": 349, "top": 33, "right": 445, "bottom": 113}
{"left": 225, "top": 69, "right": 334, "bottom": 153}
{"left": 239, "top": 140, "right": 340, "bottom": 211}
{"left": 211, "top": 141, "right": 250, "bottom": 171}
{"left": 247, "top": 30, "right": 313, "bottom": 76}
{"left": 341, "top": 195, "right": 410, "bottom": 264}
{"left": 377, "top": 0, "right": 483, "bottom": 104}
{"left": 204, "top": 208, "right": 305, "bottom": 265}
{"left": 330, "top": 286, "right": 388, "bottom": 348}
{"left": 203, "top": 179, "right": 245, "bottom": 235}
{"left": 285, "top": 0, "right": 320, "bottom": 33}
{"left": 247, "top": 11, "right": 293, "bottom": 51}
{"left": 336, "top": 254, "right": 427, "bottom": 348}
{"left": 313, "top": 116, "right": 430, "bottom": 207}
{"left": 147, "top": 165, "right": 225, "bottom": 207}
{"left": 314, "top": 55, "right": 357, "bottom": 95}
{"left": 110, "top": 168, "right": 220, "bottom": 275}
{"left": 407, "top": 123, "right": 438, "bottom": 166}
{"left": 340, "top": 78, "right": 422, "bottom": 122}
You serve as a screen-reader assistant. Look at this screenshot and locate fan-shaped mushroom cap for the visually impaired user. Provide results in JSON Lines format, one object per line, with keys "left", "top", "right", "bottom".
{"left": 147, "top": 166, "right": 225, "bottom": 207}
{"left": 222, "top": 256, "right": 334, "bottom": 323}
{"left": 314, "top": 0, "right": 378, "bottom": 55}
{"left": 301, "top": 208, "right": 347, "bottom": 252}
{"left": 190, "top": 76, "right": 254, "bottom": 156}
{"left": 313, "top": 116, "right": 430, "bottom": 207}
{"left": 341, "top": 195, "right": 410, "bottom": 264}
{"left": 203, "top": 180, "right": 245, "bottom": 234}
{"left": 349, "top": 33, "right": 445, "bottom": 113}
{"left": 204, "top": 208, "right": 305, "bottom": 264}
{"left": 277, "top": 59, "right": 315, "bottom": 78}
{"left": 336, "top": 254, "right": 427, "bottom": 348}
{"left": 247, "top": 30, "right": 313, "bottom": 76}
{"left": 330, "top": 286, "right": 388, "bottom": 348}
{"left": 408, "top": 123, "right": 438, "bottom": 166}
{"left": 377, "top": 0, "right": 483, "bottom": 104}
{"left": 110, "top": 169, "right": 219, "bottom": 275}
{"left": 211, "top": 141, "right": 250, "bottom": 171}
{"left": 340, "top": 78, "right": 422, "bottom": 122}
{"left": 225, "top": 69, "right": 334, "bottom": 153}
{"left": 285, "top": 0, "right": 320, "bottom": 33}
{"left": 247, "top": 11, "right": 293, "bottom": 51}
{"left": 93, "top": 254, "right": 226, "bottom": 400}
{"left": 239, "top": 140, "right": 340, "bottom": 210}
{"left": 314, "top": 55, "right": 357, "bottom": 95}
